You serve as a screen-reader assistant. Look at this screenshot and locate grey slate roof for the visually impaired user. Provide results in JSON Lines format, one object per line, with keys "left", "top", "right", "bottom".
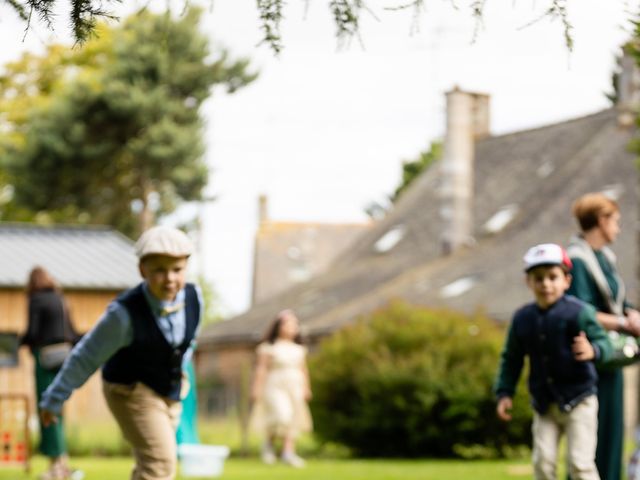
{"left": 0, "top": 224, "right": 140, "bottom": 290}
{"left": 252, "top": 221, "right": 370, "bottom": 304}
{"left": 200, "top": 108, "right": 639, "bottom": 345}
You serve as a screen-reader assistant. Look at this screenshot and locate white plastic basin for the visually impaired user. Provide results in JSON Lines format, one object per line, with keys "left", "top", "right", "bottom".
{"left": 178, "top": 443, "right": 230, "bottom": 478}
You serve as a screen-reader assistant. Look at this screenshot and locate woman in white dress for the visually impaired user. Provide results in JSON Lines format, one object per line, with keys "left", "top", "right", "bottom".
{"left": 250, "top": 310, "right": 313, "bottom": 467}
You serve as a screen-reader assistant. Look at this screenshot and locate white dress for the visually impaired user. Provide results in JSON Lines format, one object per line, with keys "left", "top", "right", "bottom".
{"left": 250, "top": 340, "right": 313, "bottom": 437}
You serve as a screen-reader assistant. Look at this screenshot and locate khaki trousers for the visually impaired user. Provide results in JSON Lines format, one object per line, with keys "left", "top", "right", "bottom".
{"left": 532, "top": 394, "right": 599, "bottom": 480}
{"left": 103, "top": 381, "right": 182, "bottom": 480}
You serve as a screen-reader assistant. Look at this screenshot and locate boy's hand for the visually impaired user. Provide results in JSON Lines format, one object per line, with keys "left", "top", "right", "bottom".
{"left": 40, "top": 409, "right": 58, "bottom": 427}
{"left": 496, "top": 396, "right": 513, "bottom": 421}
{"left": 572, "top": 331, "right": 595, "bottom": 361}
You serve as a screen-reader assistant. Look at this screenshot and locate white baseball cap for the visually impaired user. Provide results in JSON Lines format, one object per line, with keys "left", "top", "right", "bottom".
{"left": 523, "top": 243, "right": 572, "bottom": 272}
{"left": 135, "top": 226, "right": 193, "bottom": 259}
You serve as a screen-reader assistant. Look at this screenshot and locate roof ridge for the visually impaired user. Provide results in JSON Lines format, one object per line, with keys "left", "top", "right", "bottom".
{"left": 260, "top": 220, "right": 371, "bottom": 228}
{"left": 480, "top": 108, "right": 615, "bottom": 143}
{"left": 0, "top": 222, "right": 112, "bottom": 232}
{"left": 0, "top": 222, "right": 135, "bottom": 243}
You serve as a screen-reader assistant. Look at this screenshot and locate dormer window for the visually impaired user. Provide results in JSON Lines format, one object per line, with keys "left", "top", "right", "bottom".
{"left": 537, "top": 161, "right": 555, "bottom": 178}
{"left": 483, "top": 204, "right": 519, "bottom": 234}
{"left": 601, "top": 184, "right": 624, "bottom": 201}
{"left": 440, "top": 276, "right": 476, "bottom": 298}
{"left": 373, "top": 225, "right": 406, "bottom": 253}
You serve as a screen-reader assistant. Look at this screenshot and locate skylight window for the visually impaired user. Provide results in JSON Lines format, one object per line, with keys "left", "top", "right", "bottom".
{"left": 537, "top": 161, "right": 555, "bottom": 178}
{"left": 287, "top": 246, "right": 302, "bottom": 260}
{"left": 601, "top": 184, "right": 624, "bottom": 201}
{"left": 483, "top": 204, "right": 519, "bottom": 234}
{"left": 440, "top": 276, "right": 476, "bottom": 298}
{"left": 289, "top": 265, "right": 311, "bottom": 283}
{"left": 373, "top": 225, "right": 406, "bottom": 253}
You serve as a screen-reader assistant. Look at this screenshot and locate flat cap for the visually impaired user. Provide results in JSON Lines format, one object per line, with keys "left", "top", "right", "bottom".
{"left": 135, "top": 226, "right": 193, "bottom": 259}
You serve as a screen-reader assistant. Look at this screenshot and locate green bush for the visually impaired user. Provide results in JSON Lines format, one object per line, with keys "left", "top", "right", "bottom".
{"left": 308, "top": 301, "right": 532, "bottom": 458}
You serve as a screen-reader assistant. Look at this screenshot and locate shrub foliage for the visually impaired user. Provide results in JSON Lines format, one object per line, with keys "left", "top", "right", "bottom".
{"left": 309, "top": 301, "right": 531, "bottom": 457}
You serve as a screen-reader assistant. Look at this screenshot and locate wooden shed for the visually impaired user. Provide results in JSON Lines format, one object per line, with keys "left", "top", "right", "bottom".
{"left": 0, "top": 223, "right": 139, "bottom": 425}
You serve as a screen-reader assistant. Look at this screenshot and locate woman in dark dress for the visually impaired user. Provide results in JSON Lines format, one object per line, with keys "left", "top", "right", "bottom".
{"left": 20, "top": 266, "right": 81, "bottom": 480}
{"left": 567, "top": 193, "right": 640, "bottom": 480}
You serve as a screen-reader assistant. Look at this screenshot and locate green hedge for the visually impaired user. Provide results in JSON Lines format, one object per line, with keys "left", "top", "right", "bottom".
{"left": 309, "top": 302, "right": 532, "bottom": 458}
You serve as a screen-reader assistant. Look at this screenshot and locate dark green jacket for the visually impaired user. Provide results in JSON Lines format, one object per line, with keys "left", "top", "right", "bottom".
{"left": 494, "top": 295, "right": 612, "bottom": 414}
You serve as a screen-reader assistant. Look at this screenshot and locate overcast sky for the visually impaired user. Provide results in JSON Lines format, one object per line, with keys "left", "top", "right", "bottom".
{"left": 0, "top": 1, "right": 635, "bottom": 314}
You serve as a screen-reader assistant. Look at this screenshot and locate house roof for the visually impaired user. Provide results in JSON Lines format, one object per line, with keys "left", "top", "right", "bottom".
{"left": 200, "top": 108, "right": 638, "bottom": 346}
{"left": 0, "top": 224, "right": 140, "bottom": 290}
{"left": 252, "top": 221, "right": 370, "bottom": 304}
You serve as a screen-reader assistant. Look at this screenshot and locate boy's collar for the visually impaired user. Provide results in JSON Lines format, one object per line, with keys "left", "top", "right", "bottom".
{"left": 535, "top": 294, "right": 566, "bottom": 312}
{"left": 141, "top": 283, "right": 186, "bottom": 316}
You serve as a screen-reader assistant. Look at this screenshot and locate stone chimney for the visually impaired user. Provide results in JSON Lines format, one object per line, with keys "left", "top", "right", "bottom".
{"left": 439, "top": 87, "right": 490, "bottom": 254}
{"left": 617, "top": 48, "right": 640, "bottom": 127}
{"left": 258, "top": 194, "right": 269, "bottom": 225}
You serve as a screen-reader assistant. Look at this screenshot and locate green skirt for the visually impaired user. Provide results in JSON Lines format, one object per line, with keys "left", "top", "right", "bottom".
{"left": 34, "top": 350, "right": 67, "bottom": 458}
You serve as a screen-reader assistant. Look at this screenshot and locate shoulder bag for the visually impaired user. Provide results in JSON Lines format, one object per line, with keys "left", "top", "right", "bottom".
{"left": 40, "top": 342, "right": 72, "bottom": 370}
{"left": 39, "top": 299, "right": 75, "bottom": 370}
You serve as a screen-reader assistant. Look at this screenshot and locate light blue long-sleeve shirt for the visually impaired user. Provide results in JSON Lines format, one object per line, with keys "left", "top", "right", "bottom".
{"left": 40, "top": 282, "right": 203, "bottom": 414}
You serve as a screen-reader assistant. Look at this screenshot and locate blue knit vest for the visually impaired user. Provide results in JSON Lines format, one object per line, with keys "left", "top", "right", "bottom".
{"left": 102, "top": 283, "right": 199, "bottom": 400}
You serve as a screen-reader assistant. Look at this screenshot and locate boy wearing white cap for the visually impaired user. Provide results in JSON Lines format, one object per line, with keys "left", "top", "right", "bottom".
{"left": 494, "top": 243, "right": 613, "bottom": 480}
{"left": 40, "top": 226, "right": 202, "bottom": 480}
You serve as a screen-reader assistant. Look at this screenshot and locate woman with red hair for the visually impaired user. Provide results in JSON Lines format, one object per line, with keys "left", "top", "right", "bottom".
{"left": 567, "top": 193, "right": 640, "bottom": 480}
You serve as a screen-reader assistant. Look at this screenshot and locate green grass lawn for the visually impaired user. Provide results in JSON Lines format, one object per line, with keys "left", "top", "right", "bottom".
{"left": 0, "top": 456, "right": 535, "bottom": 480}
{"left": 0, "top": 416, "right": 614, "bottom": 479}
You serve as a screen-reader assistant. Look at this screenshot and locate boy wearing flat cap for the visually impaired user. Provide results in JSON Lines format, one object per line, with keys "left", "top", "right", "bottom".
{"left": 40, "top": 226, "right": 202, "bottom": 480}
{"left": 494, "top": 243, "right": 613, "bottom": 480}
